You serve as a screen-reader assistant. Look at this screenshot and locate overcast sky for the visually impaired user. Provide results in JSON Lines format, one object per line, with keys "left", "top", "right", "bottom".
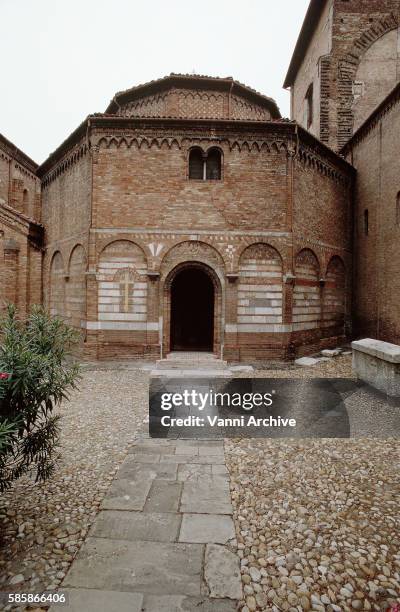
{"left": 1, "top": 0, "right": 309, "bottom": 164}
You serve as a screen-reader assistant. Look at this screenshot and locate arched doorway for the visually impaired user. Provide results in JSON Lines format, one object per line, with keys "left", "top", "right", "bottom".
{"left": 170, "top": 267, "right": 214, "bottom": 351}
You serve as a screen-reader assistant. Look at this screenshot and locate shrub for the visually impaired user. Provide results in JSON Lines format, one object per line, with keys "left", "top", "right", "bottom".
{"left": 0, "top": 305, "right": 80, "bottom": 492}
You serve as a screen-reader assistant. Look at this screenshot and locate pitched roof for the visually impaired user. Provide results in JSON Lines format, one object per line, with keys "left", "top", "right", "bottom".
{"left": 105, "top": 73, "right": 281, "bottom": 118}
{"left": 283, "top": 0, "right": 328, "bottom": 88}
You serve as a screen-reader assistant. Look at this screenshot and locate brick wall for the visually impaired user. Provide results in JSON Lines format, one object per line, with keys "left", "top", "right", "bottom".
{"left": 41, "top": 141, "right": 91, "bottom": 344}
{"left": 289, "top": 0, "right": 400, "bottom": 150}
{"left": 0, "top": 137, "right": 42, "bottom": 318}
{"left": 76, "top": 119, "right": 353, "bottom": 360}
{"left": 344, "top": 86, "right": 400, "bottom": 345}
{"left": 292, "top": 0, "right": 334, "bottom": 141}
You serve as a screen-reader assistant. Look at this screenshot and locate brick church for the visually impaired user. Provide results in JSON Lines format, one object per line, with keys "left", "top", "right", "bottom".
{"left": 1, "top": 0, "right": 399, "bottom": 361}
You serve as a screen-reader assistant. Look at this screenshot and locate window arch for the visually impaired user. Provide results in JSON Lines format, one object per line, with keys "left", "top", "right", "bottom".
{"left": 189, "top": 148, "right": 204, "bottom": 180}
{"left": 206, "top": 147, "right": 222, "bottom": 180}
{"left": 23, "top": 189, "right": 28, "bottom": 211}
{"left": 305, "top": 83, "right": 313, "bottom": 129}
{"left": 188, "top": 147, "right": 222, "bottom": 181}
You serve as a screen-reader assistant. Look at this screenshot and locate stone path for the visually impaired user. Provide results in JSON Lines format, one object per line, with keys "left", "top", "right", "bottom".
{"left": 57, "top": 436, "right": 242, "bottom": 611}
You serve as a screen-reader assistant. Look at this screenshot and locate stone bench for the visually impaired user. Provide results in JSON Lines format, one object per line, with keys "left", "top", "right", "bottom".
{"left": 352, "top": 338, "right": 400, "bottom": 397}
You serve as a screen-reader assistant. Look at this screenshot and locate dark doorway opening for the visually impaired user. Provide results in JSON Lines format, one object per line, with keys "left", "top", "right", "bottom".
{"left": 170, "top": 267, "right": 214, "bottom": 351}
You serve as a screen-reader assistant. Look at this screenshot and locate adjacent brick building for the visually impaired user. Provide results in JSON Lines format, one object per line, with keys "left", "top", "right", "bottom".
{"left": 0, "top": 135, "right": 43, "bottom": 320}
{"left": 33, "top": 74, "right": 353, "bottom": 361}
{"left": 284, "top": 0, "right": 400, "bottom": 151}
{"left": 342, "top": 82, "right": 400, "bottom": 345}
{"left": 1, "top": 0, "right": 399, "bottom": 361}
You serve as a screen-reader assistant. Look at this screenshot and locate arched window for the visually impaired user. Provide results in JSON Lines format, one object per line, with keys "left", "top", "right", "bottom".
{"left": 206, "top": 148, "right": 222, "bottom": 180}
{"left": 189, "top": 148, "right": 204, "bottom": 180}
{"left": 23, "top": 189, "right": 28, "bottom": 211}
{"left": 188, "top": 147, "right": 222, "bottom": 181}
{"left": 305, "top": 84, "right": 313, "bottom": 129}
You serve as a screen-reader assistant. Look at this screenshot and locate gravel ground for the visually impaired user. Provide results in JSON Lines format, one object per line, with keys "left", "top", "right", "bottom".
{"left": 0, "top": 369, "right": 147, "bottom": 605}
{"left": 1, "top": 355, "right": 399, "bottom": 612}
{"left": 225, "top": 356, "right": 400, "bottom": 612}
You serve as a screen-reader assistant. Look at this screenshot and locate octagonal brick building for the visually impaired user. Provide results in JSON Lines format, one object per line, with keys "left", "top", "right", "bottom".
{"left": 38, "top": 73, "right": 354, "bottom": 361}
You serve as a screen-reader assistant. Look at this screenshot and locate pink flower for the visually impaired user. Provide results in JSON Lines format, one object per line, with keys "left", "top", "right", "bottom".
{"left": 390, "top": 605, "right": 400, "bottom": 612}
{"left": 0, "top": 373, "right": 10, "bottom": 380}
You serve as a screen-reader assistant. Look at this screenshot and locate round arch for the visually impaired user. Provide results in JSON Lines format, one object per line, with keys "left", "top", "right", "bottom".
{"left": 49, "top": 251, "right": 65, "bottom": 319}
{"left": 162, "top": 261, "right": 223, "bottom": 357}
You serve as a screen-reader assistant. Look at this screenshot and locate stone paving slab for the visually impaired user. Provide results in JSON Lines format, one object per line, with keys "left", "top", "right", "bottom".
{"left": 204, "top": 544, "right": 242, "bottom": 600}
{"left": 144, "top": 480, "right": 182, "bottom": 512}
{"left": 128, "top": 452, "right": 162, "bottom": 463}
{"left": 118, "top": 459, "right": 178, "bottom": 480}
{"left": 101, "top": 478, "right": 152, "bottom": 511}
{"left": 91, "top": 510, "right": 181, "bottom": 542}
{"left": 141, "top": 594, "right": 238, "bottom": 611}
{"left": 175, "top": 444, "right": 200, "bottom": 455}
{"left": 180, "top": 479, "right": 233, "bottom": 514}
{"left": 159, "top": 454, "right": 226, "bottom": 464}
{"left": 177, "top": 463, "right": 212, "bottom": 481}
{"left": 60, "top": 588, "right": 143, "bottom": 611}
{"left": 127, "top": 443, "right": 176, "bottom": 454}
{"left": 64, "top": 537, "right": 204, "bottom": 596}
{"left": 179, "top": 513, "right": 236, "bottom": 544}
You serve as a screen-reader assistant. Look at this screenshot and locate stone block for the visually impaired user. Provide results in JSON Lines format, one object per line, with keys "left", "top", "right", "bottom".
{"left": 321, "top": 349, "right": 341, "bottom": 357}
{"left": 294, "top": 357, "right": 319, "bottom": 367}
{"left": 352, "top": 338, "right": 400, "bottom": 397}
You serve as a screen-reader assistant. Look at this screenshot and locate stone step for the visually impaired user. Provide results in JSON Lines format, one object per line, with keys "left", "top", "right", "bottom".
{"left": 165, "top": 351, "right": 224, "bottom": 361}
{"left": 155, "top": 359, "right": 228, "bottom": 370}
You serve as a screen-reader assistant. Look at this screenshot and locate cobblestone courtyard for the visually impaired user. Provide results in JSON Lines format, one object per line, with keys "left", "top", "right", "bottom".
{"left": 0, "top": 355, "right": 399, "bottom": 611}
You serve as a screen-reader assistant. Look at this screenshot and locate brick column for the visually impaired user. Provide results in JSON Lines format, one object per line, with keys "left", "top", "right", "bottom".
{"left": 319, "top": 278, "right": 326, "bottom": 342}
{"left": 146, "top": 272, "right": 161, "bottom": 357}
{"left": 283, "top": 274, "right": 295, "bottom": 360}
{"left": 224, "top": 274, "right": 239, "bottom": 361}
{"left": 84, "top": 271, "right": 98, "bottom": 360}
{"left": 3, "top": 239, "right": 20, "bottom": 307}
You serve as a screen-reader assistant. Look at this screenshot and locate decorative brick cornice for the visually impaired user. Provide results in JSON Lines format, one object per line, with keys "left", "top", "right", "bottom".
{"left": 0, "top": 133, "right": 38, "bottom": 175}
{"left": 296, "top": 126, "right": 355, "bottom": 185}
{"left": 40, "top": 141, "right": 89, "bottom": 188}
{"left": 38, "top": 114, "right": 354, "bottom": 186}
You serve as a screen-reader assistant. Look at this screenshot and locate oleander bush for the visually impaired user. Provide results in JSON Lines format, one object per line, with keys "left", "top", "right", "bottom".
{"left": 0, "top": 305, "right": 81, "bottom": 492}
